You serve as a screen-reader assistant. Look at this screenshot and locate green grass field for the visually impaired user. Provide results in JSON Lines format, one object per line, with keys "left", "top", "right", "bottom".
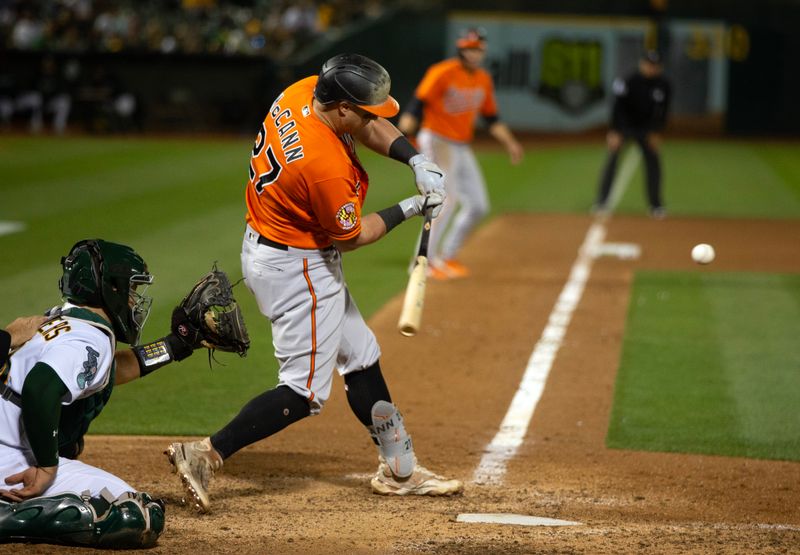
{"left": 607, "top": 272, "right": 800, "bottom": 461}
{"left": 2, "top": 135, "right": 800, "bottom": 449}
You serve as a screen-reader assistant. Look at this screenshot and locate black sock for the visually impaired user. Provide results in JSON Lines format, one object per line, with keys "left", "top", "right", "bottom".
{"left": 597, "top": 150, "right": 619, "bottom": 205}
{"left": 210, "top": 385, "right": 310, "bottom": 459}
{"left": 344, "top": 360, "right": 392, "bottom": 428}
{"left": 642, "top": 145, "right": 663, "bottom": 208}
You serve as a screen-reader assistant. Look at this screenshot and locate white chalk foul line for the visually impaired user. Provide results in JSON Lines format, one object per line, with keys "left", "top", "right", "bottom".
{"left": 472, "top": 145, "right": 643, "bottom": 485}
{"left": 0, "top": 221, "right": 25, "bottom": 237}
{"left": 607, "top": 147, "right": 640, "bottom": 212}
{"left": 472, "top": 221, "right": 607, "bottom": 485}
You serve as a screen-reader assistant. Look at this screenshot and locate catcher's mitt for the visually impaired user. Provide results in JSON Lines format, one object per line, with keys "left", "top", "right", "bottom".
{"left": 172, "top": 265, "right": 250, "bottom": 357}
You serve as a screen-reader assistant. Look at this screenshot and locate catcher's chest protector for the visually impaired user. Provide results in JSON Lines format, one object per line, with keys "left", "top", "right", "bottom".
{"left": 58, "top": 308, "right": 117, "bottom": 458}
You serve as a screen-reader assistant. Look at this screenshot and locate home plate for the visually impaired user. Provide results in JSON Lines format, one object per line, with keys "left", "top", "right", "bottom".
{"left": 457, "top": 513, "right": 581, "bottom": 527}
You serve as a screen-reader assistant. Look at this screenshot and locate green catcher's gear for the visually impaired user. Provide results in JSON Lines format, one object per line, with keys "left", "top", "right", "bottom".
{"left": 57, "top": 365, "right": 114, "bottom": 459}
{"left": 0, "top": 488, "right": 165, "bottom": 548}
{"left": 46, "top": 306, "right": 118, "bottom": 459}
{"left": 59, "top": 239, "right": 154, "bottom": 345}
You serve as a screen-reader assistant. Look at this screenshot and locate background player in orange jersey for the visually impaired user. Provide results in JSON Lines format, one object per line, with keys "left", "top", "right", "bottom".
{"left": 399, "top": 28, "right": 524, "bottom": 280}
{"left": 166, "top": 53, "right": 463, "bottom": 513}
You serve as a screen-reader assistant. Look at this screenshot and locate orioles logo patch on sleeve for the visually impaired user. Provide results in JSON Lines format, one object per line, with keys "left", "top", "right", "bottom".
{"left": 336, "top": 202, "right": 358, "bottom": 230}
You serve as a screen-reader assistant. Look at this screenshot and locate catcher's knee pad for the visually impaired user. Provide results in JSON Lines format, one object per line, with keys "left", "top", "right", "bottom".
{"left": 0, "top": 488, "right": 165, "bottom": 548}
{"left": 370, "top": 400, "right": 415, "bottom": 479}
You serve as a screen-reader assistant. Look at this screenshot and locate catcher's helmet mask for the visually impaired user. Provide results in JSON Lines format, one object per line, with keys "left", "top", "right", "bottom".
{"left": 313, "top": 53, "right": 399, "bottom": 118}
{"left": 60, "top": 239, "right": 153, "bottom": 345}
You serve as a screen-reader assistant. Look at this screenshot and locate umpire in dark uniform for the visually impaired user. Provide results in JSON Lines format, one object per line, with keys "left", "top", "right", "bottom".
{"left": 594, "top": 50, "right": 671, "bottom": 217}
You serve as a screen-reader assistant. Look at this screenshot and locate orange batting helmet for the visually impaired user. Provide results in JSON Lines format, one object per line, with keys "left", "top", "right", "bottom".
{"left": 456, "top": 27, "right": 487, "bottom": 50}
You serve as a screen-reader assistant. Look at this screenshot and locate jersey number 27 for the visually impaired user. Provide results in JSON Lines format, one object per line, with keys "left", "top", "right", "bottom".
{"left": 249, "top": 124, "right": 282, "bottom": 194}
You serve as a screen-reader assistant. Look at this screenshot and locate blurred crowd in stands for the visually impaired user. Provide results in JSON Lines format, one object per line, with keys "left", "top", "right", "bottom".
{"left": 1, "top": 0, "right": 389, "bottom": 133}
{"left": 2, "top": 0, "right": 386, "bottom": 58}
{"left": 1, "top": 54, "right": 140, "bottom": 134}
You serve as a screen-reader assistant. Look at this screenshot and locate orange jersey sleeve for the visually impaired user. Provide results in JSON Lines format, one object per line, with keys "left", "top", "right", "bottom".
{"left": 415, "top": 58, "right": 497, "bottom": 143}
{"left": 245, "top": 77, "right": 369, "bottom": 249}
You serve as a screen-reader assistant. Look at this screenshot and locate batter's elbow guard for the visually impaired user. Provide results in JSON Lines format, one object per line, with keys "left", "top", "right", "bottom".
{"left": 405, "top": 96, "right": 423, "bottom": 120}
{"left": 0, "top": 488, "right": 165, "bottom": 548}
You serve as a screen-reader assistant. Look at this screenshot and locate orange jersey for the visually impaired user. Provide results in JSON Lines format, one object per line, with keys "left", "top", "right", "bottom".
{"left": 245, "top": 76, "right": 369, "bottom": 249}
{"left": 415, "top": 58, "right": 498, "bottom": 143}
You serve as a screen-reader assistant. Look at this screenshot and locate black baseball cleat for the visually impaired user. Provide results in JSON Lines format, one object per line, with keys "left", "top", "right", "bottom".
{"left": 649, "top": 206, "right": 667, "bottom": 219}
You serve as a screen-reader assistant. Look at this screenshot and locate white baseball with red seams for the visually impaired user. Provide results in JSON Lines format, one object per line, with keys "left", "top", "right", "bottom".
{"left": 691, "top": 243, "right": 715, "bottom": 264}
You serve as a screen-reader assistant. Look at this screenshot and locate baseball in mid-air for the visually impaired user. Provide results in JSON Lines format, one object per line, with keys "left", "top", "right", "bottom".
{"left": 691, "top": 243, "right": 715, "bottom": 264}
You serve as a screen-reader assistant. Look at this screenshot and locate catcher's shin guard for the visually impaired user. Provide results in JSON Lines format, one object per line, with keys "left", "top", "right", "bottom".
{"left": 0, "top": 488, "right": 165, "bottom": 548}
{"left": 370, "top": 401, "right": 415, "bottom": 479}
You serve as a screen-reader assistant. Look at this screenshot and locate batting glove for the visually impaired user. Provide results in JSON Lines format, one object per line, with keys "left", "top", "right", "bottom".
{"left": 409, "top": 154, "right": 446, "bottom": 195}
{"left": 399, "top": 190, "right": 445, "bottom": 219}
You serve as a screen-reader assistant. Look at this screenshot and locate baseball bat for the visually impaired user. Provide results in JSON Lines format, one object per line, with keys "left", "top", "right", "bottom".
{"left": 398, "top": 207, "right": 434, "bottom": 337}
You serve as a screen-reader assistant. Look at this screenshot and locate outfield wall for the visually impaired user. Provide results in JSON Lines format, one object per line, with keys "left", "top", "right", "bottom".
{"left": 447, "top": 12, "right": 731, "bottom": 133}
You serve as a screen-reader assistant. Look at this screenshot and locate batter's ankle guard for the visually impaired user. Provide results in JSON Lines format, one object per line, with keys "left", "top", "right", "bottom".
{"left": 370, "top": 401, "right": 415, "bottom": 479}
{"left": 0, "top": 488, "right": 165, "bottom": 548}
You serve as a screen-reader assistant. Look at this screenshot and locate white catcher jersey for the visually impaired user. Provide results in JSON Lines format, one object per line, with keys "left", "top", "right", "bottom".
{"left": 0, "top": 304, "right": 115, "bottom": 451}
{"left": 0, "top": 305, "right": 137, "bottom": 498}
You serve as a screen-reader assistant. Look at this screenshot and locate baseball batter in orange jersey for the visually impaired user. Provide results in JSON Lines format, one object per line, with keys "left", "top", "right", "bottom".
{"left": 399, "top": 28, "right": 524, "bottom": 280}
{"left": 244, "top": 76, "right": 373, "bottom": 250}
{"left": 166, "top": 54, "right": 462, "bottom": 513}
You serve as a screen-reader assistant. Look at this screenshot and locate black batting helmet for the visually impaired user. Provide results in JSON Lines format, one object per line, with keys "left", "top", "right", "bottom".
{"left": 313, "top": 53, "right": 399, "bottom": 118}
{"left": 641, "top": 49, "right": 663, "bottom": 65}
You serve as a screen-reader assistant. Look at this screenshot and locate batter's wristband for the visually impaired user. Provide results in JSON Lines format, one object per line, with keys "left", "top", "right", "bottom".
{"left": 133, "top": 334, "right": 193, "bottom": 377}
{"left": 483, "top": 114, "right": 500, "bottom": 126}
{"left": 388, "top": 136, "right": 418, "bottom": 164}
{"left": 376, "top": 204, "right": 406, "bottom": 234}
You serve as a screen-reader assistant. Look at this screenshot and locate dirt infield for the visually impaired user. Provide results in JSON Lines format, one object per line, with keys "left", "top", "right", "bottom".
{"left": 21, "top": 213, "right": 800, "bottom": 554}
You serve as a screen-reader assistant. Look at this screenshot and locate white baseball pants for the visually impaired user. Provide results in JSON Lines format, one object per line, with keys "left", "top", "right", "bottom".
{"left": 0, "top": 445, "right": 133, "bottom": 498}
{"left": 241, "top": 225, "right": 381, "bottom": 414}
{"left": 417, "top": 129, "right": 489, "bottom": 262}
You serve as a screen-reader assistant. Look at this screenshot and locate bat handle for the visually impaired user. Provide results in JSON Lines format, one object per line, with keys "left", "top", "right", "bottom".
{"left": 418, "top": 206, "right": 434, "bottom": 258}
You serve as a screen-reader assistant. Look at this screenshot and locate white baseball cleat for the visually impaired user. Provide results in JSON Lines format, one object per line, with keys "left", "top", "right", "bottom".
{"left": 165, "top": 438, "right": 223, "bottom": 513}
{"left": 371, "top": 458, "right": 463, "bottom": 496}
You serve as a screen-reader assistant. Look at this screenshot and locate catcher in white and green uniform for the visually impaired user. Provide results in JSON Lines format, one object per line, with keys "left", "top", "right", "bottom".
{"left": 0, "top": 239, "right": 248, "bottom": 548}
